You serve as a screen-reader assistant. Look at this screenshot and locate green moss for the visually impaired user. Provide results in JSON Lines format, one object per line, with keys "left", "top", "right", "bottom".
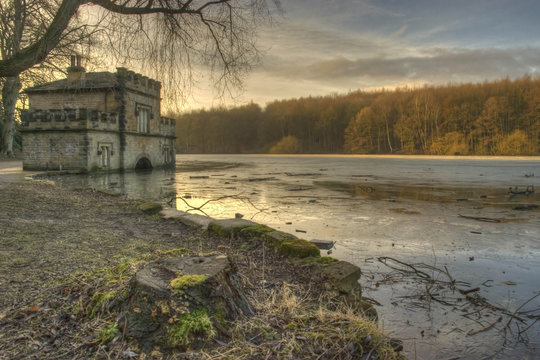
{"left": 98, "top": 322, "right": 119, "bottom": 343}
{"left": 262, "top": 230, "right": 297, "bottom": 248}
{"left": 208, "top": 220, "right": 257, "bottom": 237}
{"left": 151, "top": 212, "right": 164, "bottom": 220}
{"left": 284, "top": 322, "right": 298, "bottom": 331}
{"left": 279, "top": 239, "right": 321, "bottom": 258}
{"left": 213, "top": 308, "right": 226, "bottom": 326}
{"left": 240, "top": 224, "right": 275, "bottom": 238}
{"left": 170, "top": 274, "right": 207, "bottom": 294}
{"left": 103, "top": 260, "right": 133, "bottom": 283}
{"left": 87, "top": 291, "right": 115, "bottom": 320}
{"left": 139, "top": 201, "right": 163, "bottom": 215}
{"left": 169, "top": 309, "right": 215, "bottom": 348}
{"left": 319, "top": 256, "right": 337, "bottom": 264}
{"left": 207, "top": 223, "right": 226, "bottom": 237}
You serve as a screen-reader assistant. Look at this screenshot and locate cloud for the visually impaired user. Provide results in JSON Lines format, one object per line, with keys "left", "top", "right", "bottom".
{"left": 268, "top": 47, "right": 540, "bottom": 85}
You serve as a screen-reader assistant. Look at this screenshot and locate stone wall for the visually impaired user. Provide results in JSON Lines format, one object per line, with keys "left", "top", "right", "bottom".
{"left": 124, "top": 90, "right": 161, "bottom": 134}
{"left": 22, "top": 131, "right": 89, "bottom": 171}
{"left": 28, "top": 91, "right": 120, "bottom": 114}
{"left": 123, "top": 133, "right": 175, "bottom": 169}
{"left": 87, "top": 132, "right": 121, "bottom": 171}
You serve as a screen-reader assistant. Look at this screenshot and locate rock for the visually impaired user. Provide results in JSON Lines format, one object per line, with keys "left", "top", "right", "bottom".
{"left": 235, "top": 213, "right": 244, "bottom": 219}
{"left": 208, "top": 219, "right": 258, "bottom": 237}
{"left": 239, "top": 224, "right": 275, "bottom": 239}
{"left": 262, "top": 230, "right": 297, "bottom": 247}
{"left": 123, "top": 255, "right": 253, "bottom": 351}
{"left": 160, "top": 208, "right": 212, "bottom": 229}
{"left": 310, "top": 239, "right": 335, "bottom": 250}
{"left": 321, "top": 261, "right": 361, "bottom": 294}
{"left": 139, "top": 201, "right": 163, "bottom": 215}
{"left": 279, "top": 238, "right": 320, "bottom": 258}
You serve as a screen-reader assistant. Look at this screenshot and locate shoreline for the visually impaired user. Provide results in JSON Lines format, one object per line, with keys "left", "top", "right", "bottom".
{"left": 0, "top": 176, "right": 404, "bottom": 359}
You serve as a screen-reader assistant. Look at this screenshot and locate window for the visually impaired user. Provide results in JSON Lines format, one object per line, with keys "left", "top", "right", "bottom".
{"left": 163, "top": 145, "right": 171, "bottom": 164}
{"left": 99, "top": 145, "right": 110, "bottom": 168}
{"left": 136, "top": 105, "right": 151, "bottom": 133}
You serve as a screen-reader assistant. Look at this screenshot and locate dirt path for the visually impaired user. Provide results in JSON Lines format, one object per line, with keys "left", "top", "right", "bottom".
{"left": 0, "top": 160, "right": 27, "bottom": 184}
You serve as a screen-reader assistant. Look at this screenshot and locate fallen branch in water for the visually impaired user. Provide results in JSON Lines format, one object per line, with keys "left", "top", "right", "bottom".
{"left": 468, "top": 316, "right": 502, "bottom": 336}
{"left": 372, "top": 256, "right": 538, "bottom": 346}
{"left": 170, "top": 193, "right": 270, "bottom": 220}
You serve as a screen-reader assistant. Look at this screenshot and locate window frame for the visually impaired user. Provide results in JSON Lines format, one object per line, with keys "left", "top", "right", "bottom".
{"left": 136, "top": 103, "right": 152, "bottom": 134}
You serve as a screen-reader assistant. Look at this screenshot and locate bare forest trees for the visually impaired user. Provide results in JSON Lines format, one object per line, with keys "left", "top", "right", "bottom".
{"left": 0, "top": 0, "right": 281, "bottom": 156}
{"left": 175, "top": 76, "right": 540, "bottom": 155}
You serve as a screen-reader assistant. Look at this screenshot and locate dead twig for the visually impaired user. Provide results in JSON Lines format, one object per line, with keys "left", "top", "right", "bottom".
{"left": 467, "top": 316, "right": 502, "bottom": 336}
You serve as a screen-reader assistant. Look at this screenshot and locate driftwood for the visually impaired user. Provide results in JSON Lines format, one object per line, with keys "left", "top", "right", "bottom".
{"left": 468, "top": 316, "right": 502, "bottom": 336}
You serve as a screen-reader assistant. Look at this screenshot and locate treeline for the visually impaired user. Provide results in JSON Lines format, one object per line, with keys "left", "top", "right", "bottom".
{"left": 174, "top": 76, "right": 540, "bottom": 155}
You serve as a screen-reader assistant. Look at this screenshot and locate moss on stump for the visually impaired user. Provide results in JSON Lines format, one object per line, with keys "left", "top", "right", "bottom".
{"left": 121, "top": 255, "right": 253, "bottom": 351}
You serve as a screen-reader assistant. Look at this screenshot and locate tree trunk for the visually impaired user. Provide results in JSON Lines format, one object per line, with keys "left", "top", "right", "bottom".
{"left": 1, "top": 76, "right": 22, "bottom": 156}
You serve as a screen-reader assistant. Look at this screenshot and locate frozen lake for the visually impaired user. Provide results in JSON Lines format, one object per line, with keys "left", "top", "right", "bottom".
{"left": 56, "top": 154, "right": 540, "bottom": 359}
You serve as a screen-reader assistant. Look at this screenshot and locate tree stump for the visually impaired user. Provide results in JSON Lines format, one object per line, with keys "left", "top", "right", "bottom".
{"left": 121, "top": 255, "right": 253, "bottom": 351}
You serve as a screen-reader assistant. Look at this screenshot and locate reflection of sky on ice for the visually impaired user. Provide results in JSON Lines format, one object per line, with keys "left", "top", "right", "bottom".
{"left": 55, "top": 154, "right": 540, "bottom": 360}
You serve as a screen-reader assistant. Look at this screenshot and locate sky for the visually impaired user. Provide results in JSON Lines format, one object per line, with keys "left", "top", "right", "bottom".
{"left": 184, "top": 0, "right": 540, "bottom": 110}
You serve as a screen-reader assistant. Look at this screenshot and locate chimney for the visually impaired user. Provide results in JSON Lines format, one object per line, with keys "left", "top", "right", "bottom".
{"left": 67, "top": 54, "right": 86, "bottom": 88}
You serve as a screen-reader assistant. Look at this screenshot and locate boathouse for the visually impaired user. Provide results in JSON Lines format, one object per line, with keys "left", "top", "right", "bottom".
{"left": 20, "top": 56, "right": 175, "bottom": 171}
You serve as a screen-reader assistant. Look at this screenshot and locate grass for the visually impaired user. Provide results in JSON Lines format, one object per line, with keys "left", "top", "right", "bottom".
{"left": 202, "top": 284, "right": 402, "bottom": 359}
{"left": 98, "top": 322, "right": 120, "bottom": 343}
{"left": 87, "top": 291, "right": 116, "bottom": 320}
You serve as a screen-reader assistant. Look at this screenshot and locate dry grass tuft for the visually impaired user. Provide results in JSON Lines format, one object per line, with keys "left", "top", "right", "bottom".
{"left": 203, "top": 283, "right": 402, "bottom": 359}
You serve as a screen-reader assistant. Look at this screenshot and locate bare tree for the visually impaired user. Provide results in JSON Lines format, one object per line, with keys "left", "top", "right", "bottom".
{"left": 0, "top": 0, "right": 281, "bottom": 156}
{"left": 0, "top": 0, "right": 98, "bottom": 156}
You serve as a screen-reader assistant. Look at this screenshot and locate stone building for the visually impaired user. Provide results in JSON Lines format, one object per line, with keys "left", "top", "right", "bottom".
{"left": 20, "top": 56, "right": 175, "bottom": 171}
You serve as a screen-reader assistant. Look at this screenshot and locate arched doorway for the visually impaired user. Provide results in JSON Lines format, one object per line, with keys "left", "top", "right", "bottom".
{"left": 135, "top": 157, "right": 152, "bottom": 170}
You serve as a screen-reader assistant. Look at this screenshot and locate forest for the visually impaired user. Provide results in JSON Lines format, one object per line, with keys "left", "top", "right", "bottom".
{"left": 174, "top": 76, "right": 540, "bottom": 155}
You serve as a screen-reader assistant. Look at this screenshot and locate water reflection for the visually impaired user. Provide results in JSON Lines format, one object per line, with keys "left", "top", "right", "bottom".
{"left": 54, "top": 168, "right": 178, "bottom": 203}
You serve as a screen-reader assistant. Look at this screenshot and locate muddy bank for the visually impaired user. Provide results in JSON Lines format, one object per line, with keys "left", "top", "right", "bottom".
{"left": 0, "top": 180, "right": 403, "bottom": 359}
